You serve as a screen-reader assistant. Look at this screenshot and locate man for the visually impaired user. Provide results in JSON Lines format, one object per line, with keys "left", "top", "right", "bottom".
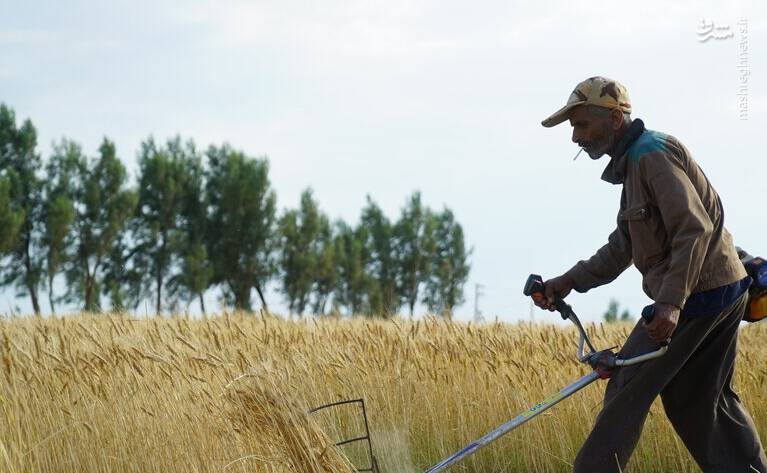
{"left": 538, "top": 76, "right": 767, "bottom": 473}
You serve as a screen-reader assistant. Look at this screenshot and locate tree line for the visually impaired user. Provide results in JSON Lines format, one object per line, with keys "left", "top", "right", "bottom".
{"left": 0, "top": 104, "right": 471, "bottom": 317}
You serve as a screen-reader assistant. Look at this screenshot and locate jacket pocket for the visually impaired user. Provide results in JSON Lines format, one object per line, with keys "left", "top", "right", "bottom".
{"left": 621, "top": 205, "right": 650, "bottom": 222}
{"left": 620, "top": 203, "right": 666, "bottom": 272}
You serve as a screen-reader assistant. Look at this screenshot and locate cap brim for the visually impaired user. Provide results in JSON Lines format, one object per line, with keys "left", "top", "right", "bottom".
{"left": 541, "top": 101, "right": 584, "bottom": 128}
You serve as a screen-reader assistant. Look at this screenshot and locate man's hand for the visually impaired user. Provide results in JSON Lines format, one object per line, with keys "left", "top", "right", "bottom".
{"left": 644, "top": 302, "right": 680, "bottom": 342}
{"left": 534, "top": 275, "right": 575, "bottom": 311}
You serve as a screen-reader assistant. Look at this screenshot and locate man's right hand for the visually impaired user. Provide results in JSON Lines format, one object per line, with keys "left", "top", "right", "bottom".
{"left": 535, "top": 274, "right": 575, "bottom": 311}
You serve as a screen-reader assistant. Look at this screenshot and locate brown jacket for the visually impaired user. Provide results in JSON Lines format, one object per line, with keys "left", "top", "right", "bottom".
{"left": 565, "top": 119, "right": 746, "bottom": 308}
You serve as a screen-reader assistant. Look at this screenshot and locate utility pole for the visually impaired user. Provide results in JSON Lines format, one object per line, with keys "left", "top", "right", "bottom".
{"left": 474, "top": 283, "right": 485, "bottom": 323}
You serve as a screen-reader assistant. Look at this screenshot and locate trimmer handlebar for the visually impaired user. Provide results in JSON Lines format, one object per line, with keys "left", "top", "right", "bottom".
{"left": 420, "top": 273, "right": 670, "bottom": 473}
{"left": 524, "top": 273, "right": 668, "bottom": 370}
{"left": 525, "top": 274, "right": 656, "bottom": 324}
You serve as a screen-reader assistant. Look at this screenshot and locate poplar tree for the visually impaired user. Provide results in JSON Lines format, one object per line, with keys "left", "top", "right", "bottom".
{"left": 42, "top": 140, "right": 80, "bottom": 313}
{"left": 360, "top": 196, "right": 399, "bottom": 316}
{"left": 166, "top": 145, "right": 212, "bottom": 313}
{"left": 0, "top": 105, "right": 44, "bottom": 314}
{"left": 278, "top": 189, "right": 322, "bottom": 315}
{"left": 206, "top": 145, "right": 276, "bottom": 311}
{"left": 333, "top": 221, "right": 368, "bottom": 316}
{"left": 132, "top": 136, "right": 193, "bottom": 314}
{"left": 423, "top": 208, "right": 471, "bottom": 318}
{"left": 66, "top": 139, "right": 136, "bottom": 312}
{"left": 393, "top": 192, "right": 429, "bottom": 316}
{"left": 311, "top": 216, "right": 336, "bottom": 315}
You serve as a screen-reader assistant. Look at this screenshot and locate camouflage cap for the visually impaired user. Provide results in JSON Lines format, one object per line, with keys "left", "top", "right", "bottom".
{"left": 541, "top": 76, "right": 631, "bottom": 127}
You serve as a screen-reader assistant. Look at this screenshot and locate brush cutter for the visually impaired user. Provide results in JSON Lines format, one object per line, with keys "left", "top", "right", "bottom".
{"left": 423, "top": 274, "right": 668, "bottom": 473}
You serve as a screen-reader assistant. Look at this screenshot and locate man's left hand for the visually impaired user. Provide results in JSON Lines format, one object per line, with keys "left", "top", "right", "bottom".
{"left": 644, "top": 302, "right": 680, "bottom": 343}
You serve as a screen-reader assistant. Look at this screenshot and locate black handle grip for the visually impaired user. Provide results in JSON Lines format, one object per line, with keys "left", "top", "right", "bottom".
{"left": 641, "top": 304, "right": 656, "bottom": 324}
{"left": 524, "top": 274, "right": 571, "bottom": 321}
{"left": 641, "top": 304, "right": 670, "bottom": 346}
{"left": 523, "top": 274, "right": 545, "bottom": 297}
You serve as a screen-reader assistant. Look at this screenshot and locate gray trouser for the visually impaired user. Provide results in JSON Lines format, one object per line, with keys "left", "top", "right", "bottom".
{"left": 573, "top": 293, "right": 767, "bottom": 473}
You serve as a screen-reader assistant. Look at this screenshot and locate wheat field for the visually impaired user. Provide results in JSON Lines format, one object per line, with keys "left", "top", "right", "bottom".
{"left": 1, "top": 313, "right": 766, "bottom": 473}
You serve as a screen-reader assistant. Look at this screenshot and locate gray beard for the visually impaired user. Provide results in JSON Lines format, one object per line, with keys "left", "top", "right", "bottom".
{"left": 589, "top": 123, "right": 616, "bottom": 160}
{"left": 588, "top": 149, "right": 605, "bottom": 160}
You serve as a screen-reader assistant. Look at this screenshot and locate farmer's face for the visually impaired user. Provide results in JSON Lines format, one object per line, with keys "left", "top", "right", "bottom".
{"left": 569, "top": 106, "right": 617, "bottom": 160}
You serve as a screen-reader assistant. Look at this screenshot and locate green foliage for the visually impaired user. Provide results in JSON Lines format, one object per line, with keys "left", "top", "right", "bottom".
{"left": 311, "top": 217, "right": 336, "bottom": 315}
{"left": 205, "top": 145, "right": 276, "bottom": 311}
{"left": 278, "top": 190, "right": 322, "bottom": 315}
{"left": 166, "top": 147, "right": 212, "bottom": 314}
{"left": 42, "top": 140, "right": 80, "bottom": 313}
{"left": 422, "top": 208, "right": 471, "bottom": 318}
{"left": 132, "top": 136, "right": 200, "bottom": 315}
{"left": 101, "top": 231, "right": 142, "bottom": 312}
{"left": 359, "top": 196, "right": 399, "bottom": 317}
{"left": 0, "top": 104, "right": 45, "bottom": 314}
{"left": 603, "top": 298, "right": 633, "bottom": 323}
{"left": 332, "top": 221, "right": 368, "bottom": 316}
{"left": 604, "top": 299, "right": 619, "bottom": 323}
{"left": 394, "top": 192, "right": 429, "bottom": 316}
{"left": 168, "top": 241, "right": 212, "bottom": 313}
{"left": 0, "top": 174, "right": 25, "bottom": 254}
{"left": 66, "top": 139, "right": 137, "bottom": 312}
{"left": 0, "top": 103, "right": 472, "bottom": 317}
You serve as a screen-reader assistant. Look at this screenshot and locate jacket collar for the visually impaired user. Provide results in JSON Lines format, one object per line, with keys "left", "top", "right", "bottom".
{"left": 600, "top": 118, "right": 645, "bottom": 185}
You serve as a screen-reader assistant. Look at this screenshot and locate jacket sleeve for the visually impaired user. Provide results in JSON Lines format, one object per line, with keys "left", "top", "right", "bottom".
{"left": 564, "top": 222, "right": 633, "bottom": 293}
{"left": 642, "top": 153, "right": 714, "bottom": 308}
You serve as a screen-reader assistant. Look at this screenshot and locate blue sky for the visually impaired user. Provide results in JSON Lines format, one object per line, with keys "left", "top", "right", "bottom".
{"left": 1, "top": 0, "right": 765, "bottom": 322}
